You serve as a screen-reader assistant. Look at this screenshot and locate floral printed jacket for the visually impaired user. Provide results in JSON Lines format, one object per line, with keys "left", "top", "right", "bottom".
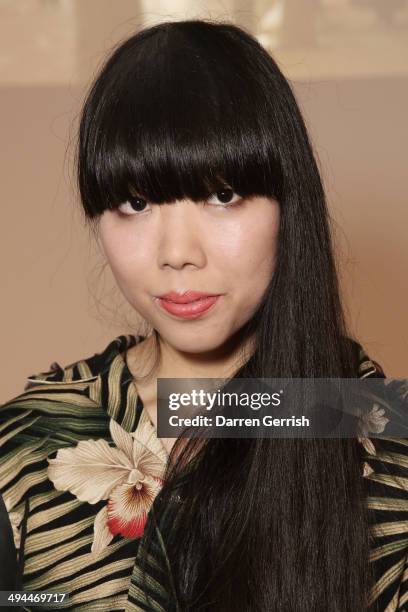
{"left": 0, "top": 334, "right": 407, "bottom": 611}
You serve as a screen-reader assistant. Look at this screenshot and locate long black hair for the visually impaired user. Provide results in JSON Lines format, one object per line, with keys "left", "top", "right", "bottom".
{"left": 76, "top": 19, "right": 375, "bottom": 611}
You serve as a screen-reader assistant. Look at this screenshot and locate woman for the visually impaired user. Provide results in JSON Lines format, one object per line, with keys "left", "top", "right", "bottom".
{"left": 0, "top": 18, "right": 406, "bottom": 612}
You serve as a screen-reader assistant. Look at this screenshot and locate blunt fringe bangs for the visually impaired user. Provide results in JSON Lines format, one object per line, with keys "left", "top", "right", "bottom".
{"left": 77, "top": 19, "right": 313, "bottom": 220}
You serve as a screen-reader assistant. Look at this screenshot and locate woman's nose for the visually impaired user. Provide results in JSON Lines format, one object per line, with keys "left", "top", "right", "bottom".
{"left": 157, "top": 200, "right": 206, "bottom": 270}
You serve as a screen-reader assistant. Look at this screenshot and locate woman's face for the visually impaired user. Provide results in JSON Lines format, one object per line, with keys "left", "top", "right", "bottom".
{"left": 98, "top": 192, "right": 280, "bottom": 354}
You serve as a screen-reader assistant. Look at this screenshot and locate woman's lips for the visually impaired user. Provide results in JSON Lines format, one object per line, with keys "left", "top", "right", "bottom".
{"left": 158, "top": 290, "right": 218, "bottom": 303}
{"left": 155, "top": 295, "right": 221, "bottom": 319}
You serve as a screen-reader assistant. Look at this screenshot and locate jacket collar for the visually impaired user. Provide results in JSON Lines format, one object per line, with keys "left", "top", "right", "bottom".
{"left": 26, "top": 334, "right": 146, "bottom": 433}
{"left": 85, "top": 334, "right": 146, "bottom": 432}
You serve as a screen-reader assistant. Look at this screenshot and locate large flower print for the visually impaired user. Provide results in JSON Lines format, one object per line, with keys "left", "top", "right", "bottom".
{"left": 47, "top": 418, "right": 168, "bottom": 553}
{"left": 358, "top": 402, "right": 389, "bottom": 438}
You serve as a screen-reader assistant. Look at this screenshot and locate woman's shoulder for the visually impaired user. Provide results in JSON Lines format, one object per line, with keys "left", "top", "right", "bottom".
{"left": 0, "top": 334, "right": 140, "bottom": 511}
{"left": 20, "top": 333, "right": 140, "bottom": 389}
{"left": 345, "top": 335, "right": 386, "bottom": 379}
{"left": 0, "top": 333, "right": 139, "bottom": 414}
{"left": 0, "top": 337, "right": 113, "bottom": 447}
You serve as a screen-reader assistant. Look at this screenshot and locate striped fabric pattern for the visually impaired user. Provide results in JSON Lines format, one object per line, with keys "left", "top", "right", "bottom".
{"left": 0, "top": 334, "right": 405, "bottom": 611}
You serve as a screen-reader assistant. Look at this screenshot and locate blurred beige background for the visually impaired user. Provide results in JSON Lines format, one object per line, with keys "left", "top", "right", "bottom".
{"left": 1, "top": 0, "right": 407, "bottom": 402}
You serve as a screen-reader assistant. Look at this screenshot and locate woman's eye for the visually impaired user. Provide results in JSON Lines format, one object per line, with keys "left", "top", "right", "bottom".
{"left": 117, "top": 195, "right": 150, "bottom": 216}
{"left": 116, "top": 188, "right": 241, "bottom": 216}
{"left": 206, "top": 189, "right": 241, "bottom": 207}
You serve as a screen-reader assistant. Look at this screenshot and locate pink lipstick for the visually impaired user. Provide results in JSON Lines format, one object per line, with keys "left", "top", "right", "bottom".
{"left": 155, "top": 290, "right": 222, "bottom": 319}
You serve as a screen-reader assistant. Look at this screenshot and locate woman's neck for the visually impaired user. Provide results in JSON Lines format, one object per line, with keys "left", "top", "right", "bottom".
{"left": 127, "top": 330, "right": 255, "bottom": 382}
